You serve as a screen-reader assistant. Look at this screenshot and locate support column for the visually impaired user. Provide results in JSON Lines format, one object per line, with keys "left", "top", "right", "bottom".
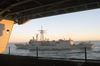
{"left": 0, "top": 19, "right": 14, "bottom": 53}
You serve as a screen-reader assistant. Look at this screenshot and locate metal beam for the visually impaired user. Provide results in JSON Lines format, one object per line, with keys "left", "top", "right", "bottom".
{"left": 16, "top": 0, "right": 20, "bottom": 2}
{"left": 11, "top": 0, "right": 72, "bottom": 14}
{"left": 0, "top": 1, "right": 4, "bottom": 5}
{"left": 12, "top": 1, "right": 100, "bottom": 15}
{"left": 53, "top": 10, "right": 59, "bottom": 14}
{"left": 0, "top": 0, "right": 32, "bottom": 15}
{"left": 63, "top": 9, "right": 67, "bottom": 12}
{"left": 16, "top": 1, "right": 100, "bottom": 18}
{"left": 17, "top": 5, "right": 72, "bottom": 18}
{"left": 17, "top": 9, "right": 60, "bottom": 18}
{"left": 0, "top": 8, "right": 3, "bottom": 10}
{"left": 73, "top": 7, "right": 77, "bottom": 11}
{"left": 38, "top": 14, "right": 43, "bottom": 16}
{"left": 33, "top": 0, "right": 43, "bottom": 6}
{"left": 85, "top": 5, "right": 88, "bottom": 9}
{"left": 3, "top": 13, "right": 10, "bottom": 18}
{"left": 97, "top": 2, "right": 100, "bottom": 7}
{"left": 16, "top": 3, "right": 96, "bottom": 18}
{"left": 16, "top": 0, "right": 26, "bottom": 10}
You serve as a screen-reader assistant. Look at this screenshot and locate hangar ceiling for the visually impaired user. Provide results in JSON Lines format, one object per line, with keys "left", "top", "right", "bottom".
{"left": 0, "top": 0, "right": 100, "bottom": 24}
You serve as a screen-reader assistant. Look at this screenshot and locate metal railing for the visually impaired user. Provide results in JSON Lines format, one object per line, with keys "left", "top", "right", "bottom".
{"left": 1, "top": 47, "right": 100, "bottom": 63}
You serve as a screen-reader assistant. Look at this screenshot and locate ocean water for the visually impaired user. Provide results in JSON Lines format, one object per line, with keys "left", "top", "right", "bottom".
{"left": 1, "top": 41, "right": 100, "bottom": 60}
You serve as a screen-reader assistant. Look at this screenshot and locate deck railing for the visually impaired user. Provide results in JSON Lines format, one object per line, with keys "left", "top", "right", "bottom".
{"left": 1, "top": 47, "right": 99, "bottom": 63}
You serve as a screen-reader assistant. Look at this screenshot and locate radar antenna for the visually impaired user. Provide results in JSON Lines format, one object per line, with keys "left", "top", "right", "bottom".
{"left": 38, "top": 26, "right": 46, "bottom": 41}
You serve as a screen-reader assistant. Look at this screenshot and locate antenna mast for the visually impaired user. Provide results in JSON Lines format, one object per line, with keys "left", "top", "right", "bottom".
{"left": 35, "top": 34, "right": 38, "bottom": 41}
{"left": 38, "top": 26, "right": 46, "bottom": 41}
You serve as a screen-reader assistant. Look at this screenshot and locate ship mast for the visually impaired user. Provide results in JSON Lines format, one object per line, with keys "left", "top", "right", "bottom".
{"left": 38, "top": 26, "right": 46, "bottom": 41}
{"left": 35, "top": 34, "right": 38, "bottom": 41}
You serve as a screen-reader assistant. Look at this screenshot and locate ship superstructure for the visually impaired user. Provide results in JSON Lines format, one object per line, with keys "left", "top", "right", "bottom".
{"left": 15, "top": 26, "right": 94, "bottom": 49}
{"left": 38, "top": 26, "right": 47, "bottom": 41}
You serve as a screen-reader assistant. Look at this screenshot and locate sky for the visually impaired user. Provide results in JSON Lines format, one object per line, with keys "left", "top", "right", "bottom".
{"left": 9, "top": 8, "right": 100, "bottom": 43}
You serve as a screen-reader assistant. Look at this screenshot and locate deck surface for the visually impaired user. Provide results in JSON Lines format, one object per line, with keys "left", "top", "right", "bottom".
{"left": 0, "top": 54, "right": 100, "bottom": 66}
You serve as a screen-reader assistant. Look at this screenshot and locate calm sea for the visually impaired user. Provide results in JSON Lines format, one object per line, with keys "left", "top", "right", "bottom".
{"left": 1, "top": 41, "right": 100, "bottom": 60}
